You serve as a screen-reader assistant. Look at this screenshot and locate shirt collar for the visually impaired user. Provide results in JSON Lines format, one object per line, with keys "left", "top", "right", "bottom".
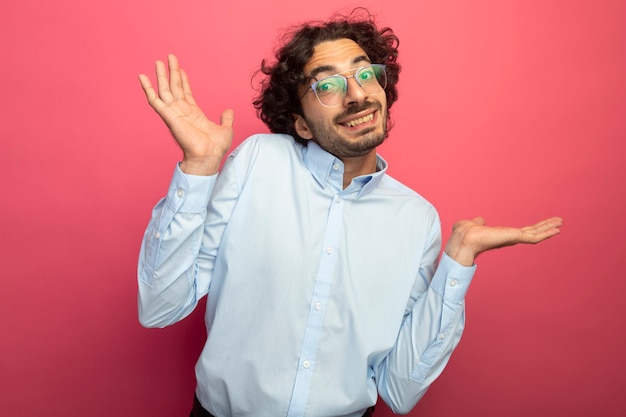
{"left": 303, "top": 140, "right": 388, "bottom": 198}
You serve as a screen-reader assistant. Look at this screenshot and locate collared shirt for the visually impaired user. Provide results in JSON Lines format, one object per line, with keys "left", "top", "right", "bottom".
{"left": 138, "top": 134, "right": 476, "bottom": 417}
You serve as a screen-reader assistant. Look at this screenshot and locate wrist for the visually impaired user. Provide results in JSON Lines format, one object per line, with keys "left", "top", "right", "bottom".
{"left": 180, "top": 154, "right": 223, "bottom": 176}
{"left": 444, "top": 239, "right": 477, "bottom": 267}
{"left": 444, "top": 249, "right": 476, "bottom": 267}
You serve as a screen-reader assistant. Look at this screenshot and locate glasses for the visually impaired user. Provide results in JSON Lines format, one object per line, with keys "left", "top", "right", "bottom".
{"left": 304, "top": 64, "right": 387, "bottom": 107}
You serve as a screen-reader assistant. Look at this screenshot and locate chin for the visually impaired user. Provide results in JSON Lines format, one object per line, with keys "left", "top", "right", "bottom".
{"left": 342, "top": 132, "right": 386, "bottom": 156}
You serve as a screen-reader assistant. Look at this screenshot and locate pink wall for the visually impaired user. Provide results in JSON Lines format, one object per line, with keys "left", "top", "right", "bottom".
{"left": 2, "top": 0, "right": 625, "bottom": 415}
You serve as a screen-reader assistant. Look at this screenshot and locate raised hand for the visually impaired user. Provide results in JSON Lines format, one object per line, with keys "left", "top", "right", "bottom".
{"left": 139, "top": 54, "right": 234, "bottom": 175}
{"left": 444, "top": 216, "right": 563, "bottom": 266}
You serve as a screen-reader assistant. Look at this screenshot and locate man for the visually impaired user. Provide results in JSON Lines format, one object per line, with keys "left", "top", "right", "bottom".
{"left": 137, "top": 10, "right": 561, "bottom": 417}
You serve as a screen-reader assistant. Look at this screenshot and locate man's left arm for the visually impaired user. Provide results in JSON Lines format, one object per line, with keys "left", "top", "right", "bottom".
{"left": 376, "top": 216, "right": 562, "bottom": 413}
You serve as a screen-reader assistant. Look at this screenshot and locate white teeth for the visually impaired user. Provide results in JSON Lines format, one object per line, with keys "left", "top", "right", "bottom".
{"left": 344, "top": 113, "right": 374, "bottom": 127}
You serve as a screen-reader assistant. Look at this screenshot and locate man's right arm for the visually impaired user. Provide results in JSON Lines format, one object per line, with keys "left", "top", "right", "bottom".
{"left": 137, "top": 165, "right": 218, "bottom": 328}
{"left": 137, "top": 54, "right": 237, "bottom": 327}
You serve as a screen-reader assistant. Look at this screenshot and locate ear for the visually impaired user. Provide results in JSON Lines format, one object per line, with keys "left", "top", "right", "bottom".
{"left": 293, "top": 114, "right": 314, "bottom": 140}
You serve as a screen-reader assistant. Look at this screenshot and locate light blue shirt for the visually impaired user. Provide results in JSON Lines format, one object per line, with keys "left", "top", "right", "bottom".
{"left": 138, "top": 134, "right": 476, "bottom": 417}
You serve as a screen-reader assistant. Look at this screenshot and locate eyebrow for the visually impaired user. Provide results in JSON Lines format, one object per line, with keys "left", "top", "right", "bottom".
{"left": 307, "top": 55, "right": 371, "bottom": 80}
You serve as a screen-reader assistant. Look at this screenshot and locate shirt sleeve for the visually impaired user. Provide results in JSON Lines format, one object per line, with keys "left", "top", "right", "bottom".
{"left": 376, "top": 222, "right": 476, "bottom": 414}
{"left": 137, "top": 160, "right": 239, "bottom": 328}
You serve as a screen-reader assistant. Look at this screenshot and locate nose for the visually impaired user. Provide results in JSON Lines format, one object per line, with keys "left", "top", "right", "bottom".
{"left": 343, "top": 75, "right": 368, "bottom": 106}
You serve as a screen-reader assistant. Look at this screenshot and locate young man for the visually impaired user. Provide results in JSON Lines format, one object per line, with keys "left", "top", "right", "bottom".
{"left": 137, "top": 11, "right": 561, "bottom": 417}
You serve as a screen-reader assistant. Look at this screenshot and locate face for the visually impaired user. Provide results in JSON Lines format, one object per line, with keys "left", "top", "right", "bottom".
{"left": 294, "top": 39, "right": 388, "bottom": 159}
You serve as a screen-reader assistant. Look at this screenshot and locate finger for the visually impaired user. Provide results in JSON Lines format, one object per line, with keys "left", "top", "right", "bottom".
{"left": 168, "top": 54, "right": 185, "bottom": 100}
{"left": 538, "top": 217, "right": 563, "bottom": 236}
{"left": 155, "top": 59, "right": 173, "bottom": 101}
{"left": 522, "top": 217, "right": 562, "bottom": 243}
{"left": 180, "top": 69, "right": 197, "bottom": 105}
{"left": 138, "top": 74, "right": 164, "bottom": 110}
{"left": 544, "top": 217, "right": 563, "bottom": 228}
{"left": 523, "top": 217, "right": 563, "bottom": 234}
{"left": 529, "top": 227, "right": 560, "bottom": 243}
{"left": 220, "top": 109, "right": 235, "bottom": 128}
{"left": 138, "top": 73, "right": 154, "bottom": 95}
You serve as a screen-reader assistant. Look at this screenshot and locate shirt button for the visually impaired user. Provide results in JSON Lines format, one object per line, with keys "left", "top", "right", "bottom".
{"left": 335, "top": 196, "right": 342, "bottom": 204}
{"left": 326, "top": 247, "right": 334, "bottom": 254}
{"left": 449, "top": 279, "right": 458, "bottom": 287}
{"left": 154, "top": 232, "right": 161, "bottom": 239}
{"left": 176, "top": 189, "right": 184, "bottom": 198}
{"left": 303, "top": 360, "right": 311, "bottom": 369}
{"left": 438, "top": 332, "right": 446, "bottom": 340}
{"left": 332, "top": 163, "right": 340, "bottom": 170}
{"left": 314, "top": 302, "right": 322, "bottom": 310}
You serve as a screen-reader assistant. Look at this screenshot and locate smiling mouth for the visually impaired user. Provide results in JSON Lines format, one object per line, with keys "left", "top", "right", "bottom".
{"left": 341, "top": 112, "right": 375, "bottom": 128}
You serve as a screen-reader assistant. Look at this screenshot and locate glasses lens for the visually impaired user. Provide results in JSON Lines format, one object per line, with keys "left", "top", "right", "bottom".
{"left": 357, "top": 65, "right": 387, "bottom": 93}
{"left": 313, "top": 76, "right": 347, "bottom": 106}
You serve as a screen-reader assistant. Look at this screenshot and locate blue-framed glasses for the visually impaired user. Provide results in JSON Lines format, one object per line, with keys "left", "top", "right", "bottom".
{"left": 304, "top": 64, "right": 387, "bottom": 107}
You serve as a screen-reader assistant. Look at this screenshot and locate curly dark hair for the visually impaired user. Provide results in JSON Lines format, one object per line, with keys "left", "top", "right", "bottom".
{"left": 252, "top": 8, "right": 400, "bottom": 144}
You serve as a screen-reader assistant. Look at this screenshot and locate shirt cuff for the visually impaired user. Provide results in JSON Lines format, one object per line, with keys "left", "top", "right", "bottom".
{"left": 165, "top": 163, "right": 217, "bottom": 213}
{"left": 430, "top": 252, "right": 477, "bottom": 303}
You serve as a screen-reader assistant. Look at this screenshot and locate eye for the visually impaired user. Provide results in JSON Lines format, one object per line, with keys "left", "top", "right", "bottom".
{"left": 358, "top": 67, "right": 376, "bottom": 83}
{"left": 315, "top": 76, "right": 344, "bottom": 95}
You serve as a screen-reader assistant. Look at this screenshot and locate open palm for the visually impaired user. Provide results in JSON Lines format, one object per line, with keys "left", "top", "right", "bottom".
{"left": 139, "top": 54, "right": 234, "bottom": 175}
{"left": 445, "top": 216, "right": 563, "bottom": 266}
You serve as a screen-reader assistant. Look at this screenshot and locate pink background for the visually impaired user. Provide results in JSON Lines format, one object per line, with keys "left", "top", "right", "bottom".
{"left": 2, "top": 0, "right": 625, "bottom": 416}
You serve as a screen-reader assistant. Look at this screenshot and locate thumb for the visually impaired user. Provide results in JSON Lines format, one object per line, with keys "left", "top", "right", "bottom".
{"left": 471, "top": 216, "right": 486, "bottom": 226}
{"left": 220, "top": 109, "right": 235, "bottom": 128}
{"left": 453, "top": 216, "right": 486, "bottom": 231}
